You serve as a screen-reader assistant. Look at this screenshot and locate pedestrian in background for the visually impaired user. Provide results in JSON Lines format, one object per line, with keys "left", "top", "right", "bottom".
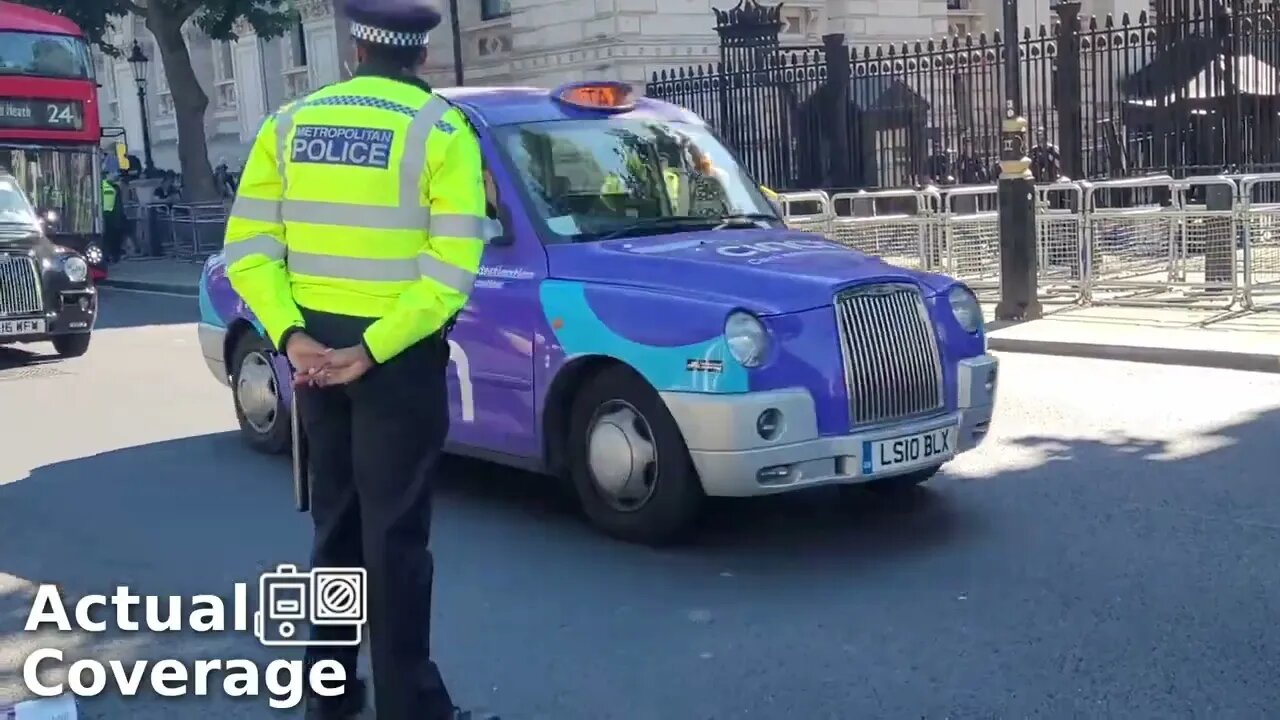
{"left": 220, "top": 0, "right": 496, "bottom": 717}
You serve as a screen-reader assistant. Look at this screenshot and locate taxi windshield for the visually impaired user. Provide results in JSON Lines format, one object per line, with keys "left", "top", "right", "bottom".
{"left": 497, "top": 119, "right": 777, "bottom": 243}
{"left": 0, "top": 177, "right": 38, "bottom": 225}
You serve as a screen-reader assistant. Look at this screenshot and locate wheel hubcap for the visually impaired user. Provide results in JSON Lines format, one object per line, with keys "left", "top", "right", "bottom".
{"left": 586, "top": 400, "right": 658, "bottom": 511}
{"left": 237, "top": 351, "right": 279, "bottom": 434}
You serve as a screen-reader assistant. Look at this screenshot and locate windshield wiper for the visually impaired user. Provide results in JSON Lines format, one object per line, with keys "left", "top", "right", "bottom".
{"left": 593, "top": 215, "right": 724, "bottom": 241}
{"left": 715, "top": 213, "right": 780, "bottom": 228}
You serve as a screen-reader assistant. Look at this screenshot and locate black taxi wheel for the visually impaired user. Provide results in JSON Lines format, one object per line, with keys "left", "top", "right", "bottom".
{"left": 231, "top": 332, "right": 290, "bottom": 455}
{"left": 567, "top": 365, "right": 704, "bottom": 546}
{"left": 52, "top": 333, "right": 91, "bottom": 358}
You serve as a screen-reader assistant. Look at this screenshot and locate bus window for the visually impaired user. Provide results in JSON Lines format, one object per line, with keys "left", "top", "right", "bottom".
{"left": 0, "top": 31, "right": 93, "bottom": 79}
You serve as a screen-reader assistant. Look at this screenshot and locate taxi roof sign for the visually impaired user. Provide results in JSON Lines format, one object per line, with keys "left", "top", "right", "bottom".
{"left": 553, "top": 81, "right": 635, "bottom": 112}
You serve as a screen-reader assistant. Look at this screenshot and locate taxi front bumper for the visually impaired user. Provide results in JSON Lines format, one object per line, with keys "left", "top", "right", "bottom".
{"left": 660, "top": 354, "right": 998, "bottom": 497}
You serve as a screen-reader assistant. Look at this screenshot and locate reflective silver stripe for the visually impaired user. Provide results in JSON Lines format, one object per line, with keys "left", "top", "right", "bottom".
{"left": 417, "top": 252, "right": 477, "bottom": 294}
{"left": 274, "top": 101, "right": 305, "bottom": 195}
{"left": 231, "top": 196, "right": 282, "bottom": 224}
{"left": 429, "top": 213, "right": 485, "bottom": 239}
{"left": 285, "top": 250, "right": 476, "bottom": 292}
{"left": 288, "top": 252, "right": 419, "bottom": 282}
{"left": 281, "top": 199, "right": 428, "bottom": 230}
{"left": 399, "top": 96, "right": 452, "bottom": 209}
{"left": 236, "top": 194, "right": 429, "bottom": 231}
{"left": 225, "top": 234, "right": 287, "bottom": 265}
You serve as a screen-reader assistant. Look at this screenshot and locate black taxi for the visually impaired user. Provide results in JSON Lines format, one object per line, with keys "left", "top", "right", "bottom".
{"left": 0, "top": 171, "right": 96, "bottom": 357}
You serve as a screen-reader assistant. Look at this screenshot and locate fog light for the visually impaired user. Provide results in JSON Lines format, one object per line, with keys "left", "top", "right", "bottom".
{"left": 985, "top": 367, "right": 997, "bottom": 392}
{"left": 757, "top": 465, "right": 791, "bottom": 483}
{"left": 79, "top": 297, "right": 91, "bottom": 311}
{"left": 756, "top": 408, "right": 783, "bottom": 440}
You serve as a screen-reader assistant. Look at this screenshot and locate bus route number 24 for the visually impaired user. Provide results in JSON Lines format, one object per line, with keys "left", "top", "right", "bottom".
{"left": 45, "top": 103, "right": 76, "bottom": 126}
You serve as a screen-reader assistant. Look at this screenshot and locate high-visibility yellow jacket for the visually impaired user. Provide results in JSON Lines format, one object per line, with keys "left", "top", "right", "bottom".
{"left": 223, "top": 74, "right": 486, "bottom": 363}
{"left": 601, "top": 168, "right": 682, "bottom": 209}
{"left": 101, "top": 179, "right": 117, "bottom": 212}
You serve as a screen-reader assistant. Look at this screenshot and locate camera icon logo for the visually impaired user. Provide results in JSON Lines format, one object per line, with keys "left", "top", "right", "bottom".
{"left": 252, "top": 564, "right": 366, "bottom": 647}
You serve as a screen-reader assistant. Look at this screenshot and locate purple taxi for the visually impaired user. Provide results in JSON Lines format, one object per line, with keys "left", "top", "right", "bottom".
{"left": 197, "top": 82, "right": 998, "bottom": 545}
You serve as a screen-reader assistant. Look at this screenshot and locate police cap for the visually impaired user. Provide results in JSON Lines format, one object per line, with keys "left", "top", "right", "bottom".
{"left": 343, "top": 0, "right": 442, "bottom": 47}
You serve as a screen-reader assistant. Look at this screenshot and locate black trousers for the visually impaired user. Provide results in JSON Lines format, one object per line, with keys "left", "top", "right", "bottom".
{"left": 295, "top": 307, "right": 455, "bottom": 720}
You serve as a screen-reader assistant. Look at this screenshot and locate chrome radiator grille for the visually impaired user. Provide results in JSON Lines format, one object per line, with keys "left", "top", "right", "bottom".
{"left": 834, "top": 284, "right": 945, "bottom": 426}
{"left": 0, "top": 254, "right": 41, "bottom": 316}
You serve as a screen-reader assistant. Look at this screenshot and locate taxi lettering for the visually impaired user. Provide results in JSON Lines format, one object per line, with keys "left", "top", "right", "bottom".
{"left": 290, "top": 125, "right": 393, "bottom": 169}
{"left": 715, "top": 239, "right": 833, "bottom": 258}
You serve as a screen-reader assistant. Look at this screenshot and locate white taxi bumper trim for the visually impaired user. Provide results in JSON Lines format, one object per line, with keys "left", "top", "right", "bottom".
{"left": 660, "top": 353, "right": 998, "bottom": 498}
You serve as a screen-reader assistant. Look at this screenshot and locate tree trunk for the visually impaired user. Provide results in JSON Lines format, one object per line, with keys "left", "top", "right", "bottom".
{"left": 144, "top": 13, "right": 219, "bottom": 201}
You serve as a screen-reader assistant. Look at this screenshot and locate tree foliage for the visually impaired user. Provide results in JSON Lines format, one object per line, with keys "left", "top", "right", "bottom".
{"left": 14, "top": 0, "right": 297, "bottom": 199}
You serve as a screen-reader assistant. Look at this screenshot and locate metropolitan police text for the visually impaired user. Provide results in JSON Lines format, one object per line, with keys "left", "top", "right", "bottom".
{"left": 291, "top": 125, "right": 394, "bottom": 169}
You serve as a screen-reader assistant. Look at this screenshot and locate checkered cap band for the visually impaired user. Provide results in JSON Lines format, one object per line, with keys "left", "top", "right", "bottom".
{"left": 350, "top": 20, "right": 429, "bottom": 47}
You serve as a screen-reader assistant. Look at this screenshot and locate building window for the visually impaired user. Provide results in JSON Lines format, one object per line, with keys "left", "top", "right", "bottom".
{"left": 282, "top": 22, "right": 310, "bottom": 100}
{"left": 154, "top": 54, "right": 175, "bottom": 119}
{"left": 481, "top": 0, "right": 511, "bottom": 20}
{"left": 213, "top": 40, "right": 238, "bottom": 112}
{"left": 288, "top": 22, "right": 308, "bottom": 67}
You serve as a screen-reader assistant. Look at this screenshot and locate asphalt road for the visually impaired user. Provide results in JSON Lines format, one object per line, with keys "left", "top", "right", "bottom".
{"left": 2, "top": 288, "right": 1280, "bottom": 719}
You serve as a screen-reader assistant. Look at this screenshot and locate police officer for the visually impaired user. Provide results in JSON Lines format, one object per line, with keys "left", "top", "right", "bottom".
{"left": 101, "top": 174, "right": 125, "bottom": 263}
{"left": 221, "top": 0, "right": 496, "bottom": 718}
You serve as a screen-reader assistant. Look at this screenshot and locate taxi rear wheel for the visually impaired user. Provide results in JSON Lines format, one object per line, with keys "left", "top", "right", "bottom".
{"left": 231, "top": 332, "right": 290, "bottom": 455}
{"left": 568, "top": 365, "right": 704, "bottom": 546}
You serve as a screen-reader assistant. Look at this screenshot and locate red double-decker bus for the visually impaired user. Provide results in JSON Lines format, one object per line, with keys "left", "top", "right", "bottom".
{"left": 0, "top": 2, "right": 106, "bottom": 278}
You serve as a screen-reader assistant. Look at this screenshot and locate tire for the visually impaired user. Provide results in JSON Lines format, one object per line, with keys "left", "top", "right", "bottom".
{"left": 230, "top": 332, "right": 290, "bottom": 455}
{"left": 52, "top": 333, "right": 91, "bottom": 358}
{"left": 567, "top": 365, "right": 704, "bottom": 546}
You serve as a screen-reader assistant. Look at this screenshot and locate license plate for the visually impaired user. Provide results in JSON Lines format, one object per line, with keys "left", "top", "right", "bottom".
{"left": 0, "top": 318, "right": 44, "bottom": 336}
{"left": 861, "top": 426, "right": 955, "bottom": 474}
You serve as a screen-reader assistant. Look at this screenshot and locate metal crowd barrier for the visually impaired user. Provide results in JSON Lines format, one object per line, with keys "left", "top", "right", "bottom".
{"left": 939, "top": 184, "right": 999, "bottom": 294}
{"left": 167, "top": 202, "right": 230, "bottom": 261}
{"left": 825, "top": 188, "right": 940, "bottom": 272}
{"left": 777, "top": 191, "right": 832, "bottom": 236}
{"left": 1240, "top": 174, "right": 1280, "bottom": 312}
{"left": 1035, "top": 182, "right": 1086, "bottom": 300}
{"left": 775, "top": 174, "right": 1278, "bottom": 309}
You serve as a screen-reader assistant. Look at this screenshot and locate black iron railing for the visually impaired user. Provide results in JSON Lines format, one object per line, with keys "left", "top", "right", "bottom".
{"left": 647, "top": 0, "right": 1280, "bottom": 191}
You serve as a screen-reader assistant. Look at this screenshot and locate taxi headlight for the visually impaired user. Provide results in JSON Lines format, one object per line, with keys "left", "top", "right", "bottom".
{"left": 948, "top": 285, "right": 982, "bottom": 333}
{"left": 724, "top": 310, "right": 770, "bottom": 367}
{"left": 63, "top": 256, "right": 88, "bottom": 283}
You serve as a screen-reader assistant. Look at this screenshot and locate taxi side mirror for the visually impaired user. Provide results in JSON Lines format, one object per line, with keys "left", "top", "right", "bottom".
{"left": 485, "top": 216, "right": 512, "bottom": 246}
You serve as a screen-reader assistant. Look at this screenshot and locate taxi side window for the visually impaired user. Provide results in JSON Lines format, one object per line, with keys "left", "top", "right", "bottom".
{"left": 483, "top": 166, "right": 499, "bottom": 220}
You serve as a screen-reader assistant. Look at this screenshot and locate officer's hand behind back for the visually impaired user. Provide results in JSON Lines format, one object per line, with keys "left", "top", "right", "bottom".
{"left": 285, "top": 332, "right": 330, "bottom": 385}
{"left": 315, "top": 345, "right": 373, "bottom": 386}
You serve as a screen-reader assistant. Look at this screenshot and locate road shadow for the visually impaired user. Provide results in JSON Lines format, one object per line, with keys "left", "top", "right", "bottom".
{"left": 93, "top": 288, "right": 198, "bottom": 331}
{"left": 2, "top": 405, "right": 1280, "bottom": 717}
{"left": 0, "top": 347, "right": 62, "bottom": 372}
{"left": 0, "top": 289, "right": 195, "bottom": 367}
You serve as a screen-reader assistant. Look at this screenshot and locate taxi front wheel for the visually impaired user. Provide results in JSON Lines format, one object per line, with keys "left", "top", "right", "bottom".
{"left": 52, "top": 333, "right": 91, "bottom": 358}
{"left": 568, "top": 365, "right": 704, "bottom": 546}
{"left": 231, "top": 332, "right": 290, "bottom": 455}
